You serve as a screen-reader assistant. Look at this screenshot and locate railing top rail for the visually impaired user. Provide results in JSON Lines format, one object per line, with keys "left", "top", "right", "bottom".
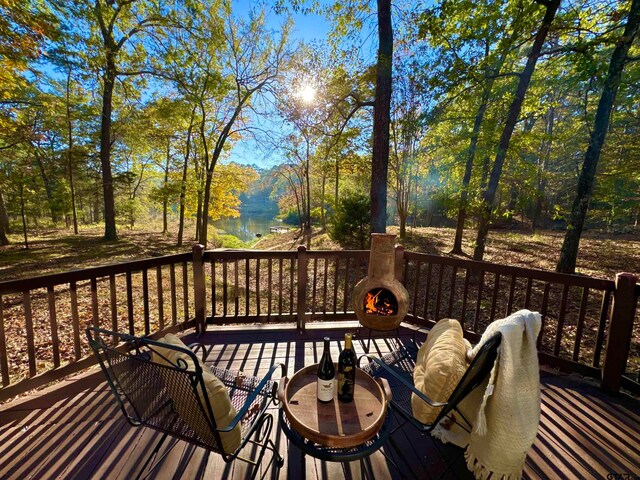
{"left": 203, "top": 249, "right": 371, "bottom": 261}
{"left": 0, "top": 252, "right": 192, "bottom": 295}
{"left": 403, "top": 251, "right": 616, "bottom": 291}
{"left": 306, "top": 250, "right": 370, "bottom": 259}
{"left": 203, "top": 249, "right": 297, "bottom": 260}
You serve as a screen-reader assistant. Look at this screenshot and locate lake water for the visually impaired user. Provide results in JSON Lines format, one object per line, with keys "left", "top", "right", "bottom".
{"left": 214, "top": 214, "right": 286, "bottom": 242}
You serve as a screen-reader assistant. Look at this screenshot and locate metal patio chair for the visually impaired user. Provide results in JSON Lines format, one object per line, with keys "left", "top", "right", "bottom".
{"left": 360, "top": 333, "right": 502, "bottom": 478}
{"left": 86, "top": 327, "right": 284, "bottom": 480}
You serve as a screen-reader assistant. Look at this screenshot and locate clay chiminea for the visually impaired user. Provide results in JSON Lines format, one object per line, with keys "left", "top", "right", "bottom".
{"left": 352, "top": 234, "right": 409, "bottom": 331}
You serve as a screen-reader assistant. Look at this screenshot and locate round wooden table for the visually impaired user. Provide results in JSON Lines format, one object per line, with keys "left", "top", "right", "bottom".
{"left": 278, "top": 364, "right": 392, "bottom": 464}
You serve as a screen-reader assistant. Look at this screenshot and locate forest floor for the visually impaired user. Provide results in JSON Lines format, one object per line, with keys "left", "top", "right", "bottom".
{"left": 1, "top": 222, "right": 639, "bottom": 281}
{"left": 254, "top": 225, "right": 640, "bottom": 280}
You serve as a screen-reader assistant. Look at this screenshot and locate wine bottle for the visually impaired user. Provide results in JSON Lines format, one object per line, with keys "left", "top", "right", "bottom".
{"left": 338, "top": 333, "right": 356, "bottom": 403}
{"left": 317, "top": 337, "right": 335, "bottom": 403}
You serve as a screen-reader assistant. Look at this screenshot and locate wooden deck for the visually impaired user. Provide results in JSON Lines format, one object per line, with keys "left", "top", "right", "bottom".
{"left": 1, "top": 326, "right": 639, "bottom": 480}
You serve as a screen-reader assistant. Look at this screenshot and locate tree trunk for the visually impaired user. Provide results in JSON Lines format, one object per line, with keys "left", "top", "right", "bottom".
{"left": 177, "top": 107, "right": 196, "bottom": 247}
{"left": 557, "top": 0, "right": 640, "bottom": 273}
{"left": 66, "top": 67, "right": 78, "bottom": 235}
{"left": 0, "top": 188, "right": 9, "bottom": 245}
{"left": 335, "top": 159, "right": 339, "bottom": 207}
{"left": 473, "top": 0, "right": 560, "bottom": 261}
{"left": 370, "top": 0, "right": 393, "bottom": 233}
{"left": 100, "top": 56, "right": 118, "bottom": 241}
{"left": 533, "top": 106, "right": 554, "bottom": 231}
{"left": 162, "top": 139, "right": 170, "bottom": 234}
{"left": 33, "top": 153, "right": 58, "bottom": 223}
{"left": 19, "top": 182, "right": 28, "bottom": 249}
{"left": 201, "top": 170, "right": 213, "bottom": 246}
{"left": 452, "top": 85, "right": 492, "bottom": 254}
{"left": 304, "top": 139, "right": 311, "bottom": 231}
{"left": 321, "top": 173, "right": 326, "bottom": 228}
{"left": 198, "top": 96, "right": 249, "bottom": 247}
{"left": 195, "top": 187, "right": 202, "bottom": 242}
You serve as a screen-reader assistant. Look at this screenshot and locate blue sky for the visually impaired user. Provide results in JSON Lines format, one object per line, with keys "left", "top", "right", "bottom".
{"left": 228, "top": 0, "right": 332, "bottom": 169}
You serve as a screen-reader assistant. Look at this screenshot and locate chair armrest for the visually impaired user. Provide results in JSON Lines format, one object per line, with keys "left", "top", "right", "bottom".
{"left": 358, "top": 354, "right": 445, "bottom": 408}
{"left": 217, "top": 362, "right": 286, "bottom": 433}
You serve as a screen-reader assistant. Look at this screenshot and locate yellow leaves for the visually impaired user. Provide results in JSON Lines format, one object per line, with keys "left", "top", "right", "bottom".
{"left": 207, "top": 163, "right": 258, "bottom": 221}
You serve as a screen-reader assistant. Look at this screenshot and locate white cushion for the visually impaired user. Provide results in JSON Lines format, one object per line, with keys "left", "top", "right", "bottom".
{"left": 412, "top": 319, "right": 469, "bottom": 424}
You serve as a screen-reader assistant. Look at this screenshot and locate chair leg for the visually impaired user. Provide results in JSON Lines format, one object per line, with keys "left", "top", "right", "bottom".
{"left": 135, "top": 431, "right": 172, "bottom": 480}
{"left": 249, "top": 413, "right": 278, "bottom": 480}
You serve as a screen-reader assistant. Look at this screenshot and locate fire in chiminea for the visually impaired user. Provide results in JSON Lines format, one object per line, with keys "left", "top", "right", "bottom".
{"left": 363, "top": 288, "right": 398, "bottom": 316}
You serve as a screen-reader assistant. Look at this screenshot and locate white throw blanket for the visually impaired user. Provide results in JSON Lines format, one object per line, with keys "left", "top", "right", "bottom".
{"left": 433, "top": 309, "right": 542, "bottom": 480}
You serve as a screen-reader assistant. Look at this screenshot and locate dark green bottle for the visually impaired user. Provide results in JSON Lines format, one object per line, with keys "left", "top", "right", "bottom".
{"left": 317, "top": 337, "right": 335, "bottom": 402}
{"left": 338, "top": 333, "right": 356, "bottom": 402}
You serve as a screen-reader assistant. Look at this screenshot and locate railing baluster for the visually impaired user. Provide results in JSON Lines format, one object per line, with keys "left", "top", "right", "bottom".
{"left": 70, "top": 281, "right": 82, "bottom": 359}
{"left": 142, "top": 270, "right": 150, "bottom": 335}
{"left": 290, "top": 258, "right": 294, "bottom": 317}
{"left": 156, "top": 266, "right": 164, "bottom": 330}
{"left": 461, "top": 268, "right": 471, "bottom": 330}
{"left": 126, "top": 272, "right": 134, "bottom": 335}
{"left": 170, "top": 264, "right": 177, "bottom": 326}
{"left": 323, "top": 258, "right": 329, "bottom": 315}
{"left": 539, "top": 282, "right": 551, "bottom": 350}
{"left": 312, "top": 258, "right": 318, "bottom": 314}
{"left": 0, "top": 297, "right": 8, "bottom": 386}
{"left": 182, "top": 261, "right": 189, "bottom": 320}
{"left": 412, "top": 261, "right": 421, "bottom": 317}
{"left": 434, "top": 264, "right": 444, "bottom": 320}
{"left": 593, "top": 290, "right": 611, "bottom": 368}
{"left": 23, "top": 292, "right": 36, "bottom": 377}
{"left": 506, "top": 275, "right": 516, "bottom": 316}
{"left": 256, "top": 259, "right": 261, "bottom": 317}
{"left": 402, "top": 256, "right": 408, "bottom": 285}
{"left": 333, "top": 258, "right": 339, "bottom": 314}
{"left": 489, "top": 273, "right": 500, "bottom": 322}
{"left": 267, "top": 258, "right": 272, "bottom": 318}
{"left": 422, "top": 263, "right": 433, "bottom": 320}
{"left": 524, "top": 277, "right": 533, "bottom": 308}
{"left": 278, "top": 258, "right": 284, "bottom": 319}
{"left": 473, "top": 271, "right": 484, "bottom": 332}
{"left": 211, "top": 259, "right": 216, "bottom": 318}
{"left": 91, "top": 278, "right": 99, "bottom": 329}
{"left": 553, "top": 284, "right": 570, "bottom": 356}
{"left": 343, "top": 257, "right": 350, "bottom": 314}
{"left": 47, "top": 286, "right": 60, "bottom": 368}
{"left": 235, "top": 259, "right": 240, "bottom": 317}
{"left": 447, "top": 266, "right": 457, "bottom": 318}
{"left": 222, "top": 260, "right": 228, "bottom": 317}
{"left": 109, "top": 274, "right": 118, "bottom": 342}
{"left": 573, "top": 287, "right": 589, "bottom": 362}
{"left": 246, "top": 259, "right": 250, "bottom": 317}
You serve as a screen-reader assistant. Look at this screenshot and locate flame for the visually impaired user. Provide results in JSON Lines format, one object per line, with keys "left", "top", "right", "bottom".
{"left": 364, "top": 289, "right": 397, "bottom": 316}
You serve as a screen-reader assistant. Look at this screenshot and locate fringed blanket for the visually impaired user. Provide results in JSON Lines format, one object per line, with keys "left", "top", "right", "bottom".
{"left": 434, "top": 309, "right": 542, "bottom": 480}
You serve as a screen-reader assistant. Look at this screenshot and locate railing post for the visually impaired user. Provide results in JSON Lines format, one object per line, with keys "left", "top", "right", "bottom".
{"left": 601, "top": 272, "right": 638, "bottom": 393}
{"left": 394, "top": 244, "right": 404, "bottom": 283}
{"left": 192, "top": 244, "right": 206, "bottom": 335}
{"left": 297, "top": 245, "right": 307, "bottom": 330}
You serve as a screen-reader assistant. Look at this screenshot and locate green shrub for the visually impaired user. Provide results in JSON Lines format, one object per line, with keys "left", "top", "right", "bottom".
{"left": 212, "top": 233, "right": 247, "bottom": 249}
{"left": 329, "top": 192, "right": 370, "bottom": 249}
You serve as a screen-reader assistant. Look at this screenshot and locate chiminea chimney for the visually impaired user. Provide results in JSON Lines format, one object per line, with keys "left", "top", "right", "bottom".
{"left": 352, "top": 234, "right": 409, "bottom": 331}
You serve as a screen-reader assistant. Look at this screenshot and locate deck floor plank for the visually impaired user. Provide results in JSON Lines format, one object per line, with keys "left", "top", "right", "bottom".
{"left": 1, "top": 326, "right": 638, "bottom": 479}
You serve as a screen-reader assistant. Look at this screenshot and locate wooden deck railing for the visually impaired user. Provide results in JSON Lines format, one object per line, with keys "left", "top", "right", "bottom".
{"left": 0, "top": 252, "right": 193, "bottom": 401}
{"left": 399, "top": 252, "right": 638, "bottom": 393}
{"left": 1, "top": 243, "right": 637, "bottom": 402}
